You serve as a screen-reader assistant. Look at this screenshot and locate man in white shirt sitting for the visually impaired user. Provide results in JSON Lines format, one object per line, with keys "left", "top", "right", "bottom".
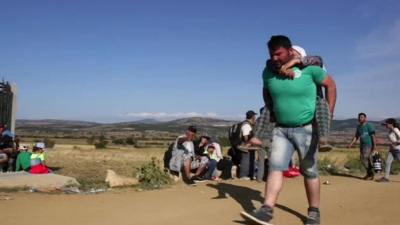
{"left": 239, "top": 110, "right": 257, "bottom": 179}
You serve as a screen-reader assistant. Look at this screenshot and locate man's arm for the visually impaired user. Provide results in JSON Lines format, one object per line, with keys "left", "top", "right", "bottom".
{"left": 369, "top": 124, "right": 377, "bottom": 153}
{"left": 348, "top": 130, "right": 360, "bottom": 148}
{"left": 319, "top": 75, "right": 336, "bottom": 116}
{"left": 371, "top": 134, "right": 377, "bottom": 153}
{"left": 348, "top": 136, "right": 359, "bottom": 148}
{"left": 243, "top": 135, "right": 250, "bottom": 142}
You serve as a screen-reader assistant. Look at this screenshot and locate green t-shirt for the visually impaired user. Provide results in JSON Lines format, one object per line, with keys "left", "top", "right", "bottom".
{"left": 16, "top": 151, "right": 31, "bottom": 171}
{"left": 263, "top": 65, "right": 327, "bottom": 126}
{"left": 356, "top": 123, "right": 375, "bottom": 147}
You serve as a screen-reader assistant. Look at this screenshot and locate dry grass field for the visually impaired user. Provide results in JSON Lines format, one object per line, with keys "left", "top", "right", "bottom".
{"left": 46, "top": 146, "right": 166, "bottom": 188}
{"left": 43, "top": 143, "right": 399, "bottom": 189}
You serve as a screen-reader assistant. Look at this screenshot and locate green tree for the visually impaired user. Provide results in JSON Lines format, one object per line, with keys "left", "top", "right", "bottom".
{"left": 126, "top": 137, "right": 137, "bottom": 145}
{"left": 95, "top": 140, "right": 108, "bottom": 149}
{"left": 43, "top": 138, "right": 56, "bottom": 149}
{"left": 112, "top": 138, "right": 125, "bottom": 145}
{"left": 219, "top": 136, "right": 230, "bottom": 147}
{"left": 87, "top": 136, "right": 96, "bottom": 145}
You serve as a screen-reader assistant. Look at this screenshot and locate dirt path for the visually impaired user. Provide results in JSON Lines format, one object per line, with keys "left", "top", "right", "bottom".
{"left": 1, "top": 175, "right": 399, "bottom": 225}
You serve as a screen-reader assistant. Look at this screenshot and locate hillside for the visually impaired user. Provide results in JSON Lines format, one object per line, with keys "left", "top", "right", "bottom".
{"left": 15, "top": 117, "right": 237, "bottom": 139}
{"left": 16, "top": 117, "right": 391, "bottom": 133}
{"left": 15, "top": 117, "right": 397, "bottom": 147}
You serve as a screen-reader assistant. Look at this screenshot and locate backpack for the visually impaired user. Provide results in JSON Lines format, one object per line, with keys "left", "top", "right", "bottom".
{"left": 228, "top": 121, "right": 249, "bottom": 147}
{"left": 228, "top": 147, "right": 242, "bottom": 166}
{"left": 227, "top": 121, "right": 250, "bottom": 166}
{"left": 163, "top": 142, "right": 175, "bottom": 169}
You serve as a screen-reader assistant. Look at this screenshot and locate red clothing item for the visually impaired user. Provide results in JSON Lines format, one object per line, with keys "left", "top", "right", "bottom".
{"left": 30, "top": 164, "right": 49, "bottom": 174}
{"left": 283, "top": 167, "right": 300, "bottom": 178}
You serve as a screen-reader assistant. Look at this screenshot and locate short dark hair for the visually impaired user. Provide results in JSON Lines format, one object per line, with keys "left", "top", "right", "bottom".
{"left": 384, "top": 118, "right": 396, "bottom": 125}
{"left": 358, "top": 113, "right": 367, "bottom": 118}
{"left": 267, "top": 35, "right": 292, "bottom": 51}
{"left": 382, "top": 118, "right": 399, "bottom": 128}
{"left": 187, "top": 125, "right": 197, "bottom": 133}
{"left": 246, "top": 110, "right": 257, "bottom": 119}
{"left": 200, "top": 134, "right": 210, "bottom": 140}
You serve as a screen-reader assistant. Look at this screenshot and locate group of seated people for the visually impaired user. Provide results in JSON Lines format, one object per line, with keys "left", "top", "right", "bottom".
{"left": 166, "top": 121, "right": 268, "bottom": 186}
{"left": 167, "top": 125, "right": 234, "bottom": 185}
{"left": 0, "top": 124, "right": 49, "bottom": 174}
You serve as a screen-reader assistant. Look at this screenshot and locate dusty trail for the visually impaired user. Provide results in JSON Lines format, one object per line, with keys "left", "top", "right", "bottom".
{"left": 1, "top": 175, "right": 399, "bottom": 225}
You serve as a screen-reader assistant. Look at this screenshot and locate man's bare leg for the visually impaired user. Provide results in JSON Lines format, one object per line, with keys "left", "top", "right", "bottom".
{"left": 264, "top": 170, "right": 284, "bottom": 207}
{"left": 183, "top": 160, "right": 192, "bottom": 179}
{"left": 304, "top": 177, "right": 320, "bottom": 208}
{"left": 194, "top": 165, "right": 207, "bottom": 176}
{"left": 240, "top": 170, "right": 282, "bottom": 224}
{"left": 303, "top": 177, "right": 321, "bottom": 225}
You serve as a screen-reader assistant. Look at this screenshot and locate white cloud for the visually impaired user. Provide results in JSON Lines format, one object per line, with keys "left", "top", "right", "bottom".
{"left": 121, "top": 112, "right": 219, "bottom": 119}
{"left": 335, "top": 20, "right": 400, "bottom": 119}
{"left": 356, "top": 19, "right": 400, "bottom": 60}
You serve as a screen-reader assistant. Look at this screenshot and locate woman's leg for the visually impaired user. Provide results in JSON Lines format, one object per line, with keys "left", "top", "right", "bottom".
{"left": 384, "top": 149, "right": 394, "bottom": 179}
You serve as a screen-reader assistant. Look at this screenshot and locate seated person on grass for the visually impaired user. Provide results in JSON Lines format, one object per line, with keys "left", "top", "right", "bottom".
{"left": 204, "top": 142, "right": 233, "bottom": 180}
{"left": 15, "top": 144, "right": 32, "bottom": 172}
{"left": 0, "top": 149, "right": 8, "bottom": 172}
{"left": 30, "top": 142, "right": 49, "bottom": 174}
{"left": 169, "top": 126, "right": 208, "bottom": 185}
{"left": 0, "top": 124, "right": 15, "bottom": 171}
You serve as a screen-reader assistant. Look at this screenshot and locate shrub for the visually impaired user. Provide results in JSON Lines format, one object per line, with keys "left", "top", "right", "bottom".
{"left": 126, "top": 137, "right": 137, "bottom": 145}
{"left": 344, "top": 154, "right": 365, "bottom": 174}
{"left": 381, "top": 152, "right": 400, "bottom": 175}
{"left": 390, "top": 159, "right": 400, "bottom": 174}
{"left": 95, "top": 140, "right": 108, "bottom": 149}
{"left": 318, "top": 157, "right": 339, "bottom": 175}
{"left": 112, "top": 138, "right": 125, "bottom": 145}
{"left": 219, "top": 136, "right": 230, "bottom": 147}
{"left": 43, "top": 138, "right": 56, "bottom": 148}
{"left": 87, "top": 136, "right": 96, "bottom": 145}
{"left": 136, "top": 157, "right": 171, "bottom": 190}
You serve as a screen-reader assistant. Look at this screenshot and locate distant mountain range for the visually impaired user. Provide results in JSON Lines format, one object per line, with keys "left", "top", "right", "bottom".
{"left": 15, "top": 117, "right": 236, "bottom": 137}
{"left": 16, "top": 117, "right": 393, "bottom": 135}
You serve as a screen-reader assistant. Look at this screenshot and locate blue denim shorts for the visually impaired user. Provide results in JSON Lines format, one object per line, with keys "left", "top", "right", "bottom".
{"left": 268, "top": 124, "right": 319, "bottom": 179}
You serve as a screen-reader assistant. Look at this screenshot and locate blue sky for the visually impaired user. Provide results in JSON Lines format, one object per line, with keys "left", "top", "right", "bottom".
{"left": 1, "top": 0, "right": 400, "bottom": 122}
